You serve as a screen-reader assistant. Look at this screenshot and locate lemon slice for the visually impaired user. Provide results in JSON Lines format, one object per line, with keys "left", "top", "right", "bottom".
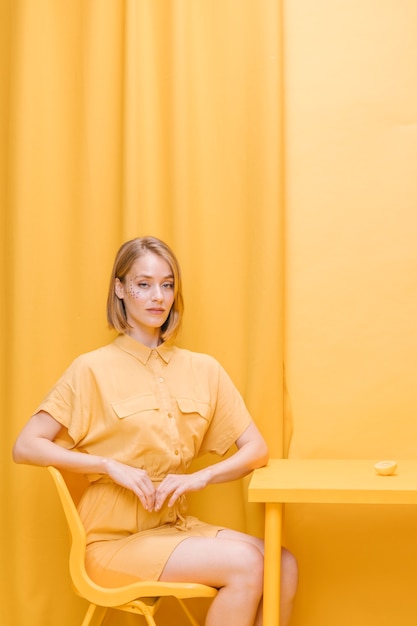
{"left": 374, "top": 460, "right": 397, "bottom": 476}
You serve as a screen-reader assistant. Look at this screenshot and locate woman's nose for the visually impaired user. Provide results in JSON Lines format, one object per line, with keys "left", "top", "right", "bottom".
{"left": 151, "top": 286, "right": 163, "bottom": 301}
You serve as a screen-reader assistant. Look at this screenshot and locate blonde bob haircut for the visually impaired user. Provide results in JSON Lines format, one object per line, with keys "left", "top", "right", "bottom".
{"left": 107, "top": 236, "right": 184, "bottom": 342}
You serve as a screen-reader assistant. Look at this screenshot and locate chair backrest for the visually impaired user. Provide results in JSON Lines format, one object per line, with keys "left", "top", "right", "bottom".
{"left": 47, "top": 466, "right": 93, "bottom": 598}
{"left": 48, "top": 466, "right": 135, "bottom": 605}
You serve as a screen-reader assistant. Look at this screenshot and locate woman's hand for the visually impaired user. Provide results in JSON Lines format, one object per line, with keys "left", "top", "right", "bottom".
{"left": 105, "top": 459, "right": 157, "bottom": 512}
{"left": 154, "top": 469, "right": 211, "bottom": 510}
{"left": 154, "top": 420, "right": 268, "bottom": 511}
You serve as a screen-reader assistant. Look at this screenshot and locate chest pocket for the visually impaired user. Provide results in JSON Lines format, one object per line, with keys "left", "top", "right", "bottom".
{"left": 175, "top": 398, "right": 211, "bottom": 458}
{"left": 111, "top": 394, "right": 159, "bottom": 419}
{"left": 176, "top": 398, "right": 210, "bottom": 421}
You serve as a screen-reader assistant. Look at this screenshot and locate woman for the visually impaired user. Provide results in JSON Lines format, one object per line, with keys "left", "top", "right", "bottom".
{"left": 13, "top": 236, "right": 297, "bottom": 626}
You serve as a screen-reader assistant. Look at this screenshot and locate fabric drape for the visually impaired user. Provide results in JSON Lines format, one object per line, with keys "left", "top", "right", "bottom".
{"left": 1, "top": 2, "right": 284, "bottom": 624}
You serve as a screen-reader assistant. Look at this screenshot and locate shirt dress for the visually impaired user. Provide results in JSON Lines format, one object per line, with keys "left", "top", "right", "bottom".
{"left": 37, "top": 334, "right": 252, "bottom": 586}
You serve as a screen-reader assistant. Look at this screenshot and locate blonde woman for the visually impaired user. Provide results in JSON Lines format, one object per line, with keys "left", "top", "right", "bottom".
{"left": 13, "top": 236, "right": 297, "bottom": 626}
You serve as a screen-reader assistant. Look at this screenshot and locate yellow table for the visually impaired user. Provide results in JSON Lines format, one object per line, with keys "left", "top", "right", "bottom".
{"left": 248, "top": 458, "right": 417, "bottom": 626}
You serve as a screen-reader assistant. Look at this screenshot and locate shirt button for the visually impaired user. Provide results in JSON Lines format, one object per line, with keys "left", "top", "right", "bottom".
{"left": 168, "top": 413, "right": 173, "bottom": 418}
{"left": 159, "top": 377, "right": 164, "bottom": 383}
{"left": 174, "top": 450, "right": 179, "bottom": 455}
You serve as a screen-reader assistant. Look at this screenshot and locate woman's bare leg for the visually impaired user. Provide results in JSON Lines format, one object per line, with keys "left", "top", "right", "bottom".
{"left": 159, "top": 529, "right": 298, "bottom": 626}
{"left": 159, "top": 535, "right": 263, "bottom": 626}
{"left": 279, "top": 546, "right": 298, "bottom": 626}
{"left": 216, "top": 530, "right": 298, "bottom": 626}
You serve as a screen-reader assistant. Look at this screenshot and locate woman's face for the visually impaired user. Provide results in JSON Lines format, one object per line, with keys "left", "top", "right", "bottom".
{"left": 115, "top": 252, "right": 175, "bottom": 346}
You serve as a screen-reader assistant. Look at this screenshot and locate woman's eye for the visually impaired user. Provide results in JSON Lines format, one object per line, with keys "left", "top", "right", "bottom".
{"left": 162, "top": 282, "right": 174, "bottom": 289}
{"left": 138, "top": 282, "right": 149, "bottom": 288}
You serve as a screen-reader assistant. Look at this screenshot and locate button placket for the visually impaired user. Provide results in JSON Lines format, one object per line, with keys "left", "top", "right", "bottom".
{"left": 151, "top": 356, "right": 181, "bottom": 457}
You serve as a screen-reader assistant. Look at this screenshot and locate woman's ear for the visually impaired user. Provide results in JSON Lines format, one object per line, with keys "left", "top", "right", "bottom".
{"left": 114, "top": 278, "right": 124, "bottom": 300}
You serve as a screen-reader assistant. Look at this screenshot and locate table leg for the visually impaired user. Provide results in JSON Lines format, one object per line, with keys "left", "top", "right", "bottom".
{"left": 263, "top": 502, "right": 283, "bottom": 626}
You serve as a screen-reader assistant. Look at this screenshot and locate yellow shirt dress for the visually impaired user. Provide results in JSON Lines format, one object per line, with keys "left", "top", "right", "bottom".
{"left": 37, "top": 334, "right": 252, "bottom": 587}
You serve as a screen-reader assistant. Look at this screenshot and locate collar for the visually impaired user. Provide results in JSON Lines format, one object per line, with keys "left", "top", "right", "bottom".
{"left": 114, "top": 333, "right": 175, "bottom": 365}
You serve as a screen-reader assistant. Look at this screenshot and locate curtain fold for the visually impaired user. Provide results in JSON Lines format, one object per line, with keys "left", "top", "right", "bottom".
{"left": 2, "top": 2, "right": 284, "bottom": 624}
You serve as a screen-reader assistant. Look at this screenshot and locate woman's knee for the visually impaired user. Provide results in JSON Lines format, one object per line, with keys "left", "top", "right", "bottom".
{"left": 281, "top": 547, "right": 298, "bottom": 600}
{"left": 231, "top": 542, "right": 264, "bottom": 595}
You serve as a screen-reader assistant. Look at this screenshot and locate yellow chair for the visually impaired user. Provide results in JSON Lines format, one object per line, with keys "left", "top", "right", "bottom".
{"left": 47, "top": 466, "right": 218, "bottom": 626}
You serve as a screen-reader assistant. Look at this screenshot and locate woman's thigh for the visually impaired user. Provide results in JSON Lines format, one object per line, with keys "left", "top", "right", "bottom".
{"left": 216, "top": 528, "right": 264, "bottom": 554}
{"left": 215, "top": 529, "right": 296, "bottom": 591}
{"left": 159, "top": 533, "right": 264, "bottom": 587}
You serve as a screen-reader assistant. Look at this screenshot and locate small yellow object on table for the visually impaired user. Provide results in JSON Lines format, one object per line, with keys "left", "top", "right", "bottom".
{"left": 248, "top": 459, "right": 417, "bottom": 626}
{"left": 374, "top": 459, "right": 397, "bottom": 475}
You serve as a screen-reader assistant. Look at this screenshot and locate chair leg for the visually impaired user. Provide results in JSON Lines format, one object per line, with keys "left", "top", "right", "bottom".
{"left": 134, "top": 603, "right": 158, "bottom": 626}
{"left": 80, "top": 597, "right": 203, "bottom": 626}
{"left": 177, "top": 599, "right": 204, "bottom": 626}
{"left": 81, "top": 603, "right": 108, "bottom": 626}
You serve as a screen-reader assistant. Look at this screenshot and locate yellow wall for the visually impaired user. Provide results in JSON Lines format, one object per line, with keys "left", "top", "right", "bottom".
{"left": 284, "top": 1, "right": 417, "bottom": 624}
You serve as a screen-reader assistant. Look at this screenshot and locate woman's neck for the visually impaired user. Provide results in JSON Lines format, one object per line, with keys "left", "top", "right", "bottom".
{"left": 125, "top": 328, "right": 162, "bottom": 348}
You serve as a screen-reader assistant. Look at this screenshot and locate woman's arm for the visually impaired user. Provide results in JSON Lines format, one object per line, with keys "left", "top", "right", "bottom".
{"left": 155, "top": 420, "right": 269, "bottom": 510}
{"left": 12, "top": 411, "right": 157, "bottom": 511}
{"left": 12, "top": 411, "right": 108, "bottom": 473}
{"left": 204, "top": 420, "right": 269, "bottom": 482}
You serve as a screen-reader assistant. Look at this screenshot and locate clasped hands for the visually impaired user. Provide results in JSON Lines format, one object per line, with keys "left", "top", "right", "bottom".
{"left": 106, "top": 459, "right": 210, "bottom": 513}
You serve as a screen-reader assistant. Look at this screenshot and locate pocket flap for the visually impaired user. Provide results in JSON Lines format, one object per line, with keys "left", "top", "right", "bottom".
{"left": 176, "top": 397, "right": 210, "bottom": 419}
{"left": 112, "top": 394, "right": 159, "bottom": 419}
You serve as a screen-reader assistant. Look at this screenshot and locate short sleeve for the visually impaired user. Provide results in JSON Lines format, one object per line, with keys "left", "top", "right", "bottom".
{"left": 35, "top": 355, "right": 95, "bottom": 447}
{"left": 198, "top": 361, "right": 252, "bottom": 457}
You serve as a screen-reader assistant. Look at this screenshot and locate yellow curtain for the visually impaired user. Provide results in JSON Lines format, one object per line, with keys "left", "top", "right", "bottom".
{"left": 1, "top": 1, "right": 284, "bottom": 624}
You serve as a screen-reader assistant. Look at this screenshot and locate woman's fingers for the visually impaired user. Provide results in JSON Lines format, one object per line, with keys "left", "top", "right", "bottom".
{"left": 133, "top": 472, "right": 156, "bottom": 511}
{"left": 154, "top": 474, "right": 182, "bottom": 510}
{"left": 155, "top": 471, "right": 209, "bottom": 510}
{"left": 107, "top": 460, "right": 156, "bottom": 510}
